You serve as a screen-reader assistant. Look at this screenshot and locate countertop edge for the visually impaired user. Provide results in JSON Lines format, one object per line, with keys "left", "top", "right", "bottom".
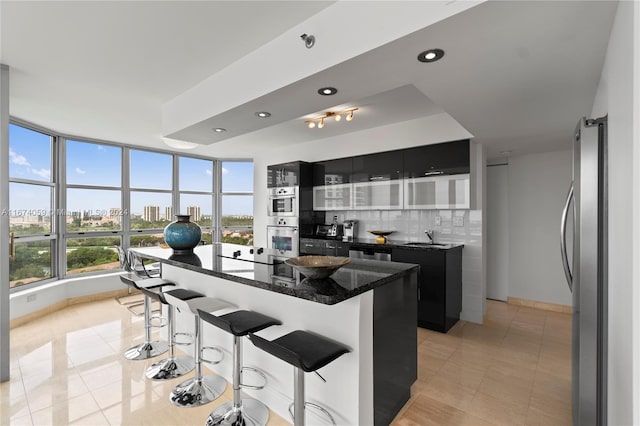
{"left": 133, "top": 249, "right": 419, "bottom": 306}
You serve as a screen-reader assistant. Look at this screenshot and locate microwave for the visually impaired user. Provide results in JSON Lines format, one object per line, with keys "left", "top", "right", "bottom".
{"left": 268, "top": 186, "right": 298, "bottom": 216}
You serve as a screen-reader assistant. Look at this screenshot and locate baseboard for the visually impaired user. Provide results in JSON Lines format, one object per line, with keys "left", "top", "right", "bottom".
{"left": 10, "top": 288, "right": 132, "bottom": 329}
{"left": 507, "top": 296, "right": 571, "bottom": 314}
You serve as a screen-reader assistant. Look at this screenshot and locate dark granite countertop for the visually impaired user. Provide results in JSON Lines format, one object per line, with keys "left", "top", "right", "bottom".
{"left": 300, "top": 236, "right": 464, "bottom": 251}
{"left": 129, "top": 243, "right": 418, "bottom": 305}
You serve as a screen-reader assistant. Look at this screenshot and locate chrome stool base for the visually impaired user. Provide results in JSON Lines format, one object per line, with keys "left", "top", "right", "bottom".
{"left": 169, "top": 375, "right": 227, "bottom": 407}
{"left": 206, "top": 399, "right": 270, "bottom": 426}
{"left": 145, "top": 355, "right": 195, "bottom": 380}
{"left": 124, "top": 340, "right": 168, "bottom": 360}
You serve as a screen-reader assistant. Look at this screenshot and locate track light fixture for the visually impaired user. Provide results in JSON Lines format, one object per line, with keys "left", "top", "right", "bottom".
{"left": 305, "top": 108, "right": 358, "bottom": 129}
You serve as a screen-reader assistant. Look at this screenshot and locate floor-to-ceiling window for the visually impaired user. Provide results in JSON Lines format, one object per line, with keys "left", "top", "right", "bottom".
{"left": 65, "top": 139, "right": 122, "bottom": 275}
{"left": 6, "top": 120, "right": 254, "bottom": 290}
{"left": 129, "top": 149, "right": 174, "bottom": 249}
{"left": 220, "top": 161, "right": 253, "bottom": 245}
{"left": 8, "top": 123, "right": 56, "bottom": 288}
{"left": 179, "top": 156, "right": 214, "bottom": 244}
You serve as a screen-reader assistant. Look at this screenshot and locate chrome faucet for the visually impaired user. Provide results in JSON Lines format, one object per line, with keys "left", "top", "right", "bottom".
{"left": 425, "top": 230, "right": 434, "bottom": 244}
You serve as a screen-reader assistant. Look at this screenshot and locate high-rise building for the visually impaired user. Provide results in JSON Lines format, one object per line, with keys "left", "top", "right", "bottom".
{"left": 143, "top": 205, "right": 160, "bottom": 222}
{"left": 186, "top": 206, "right": 201, "bottom": 221}
{"left": 165, "top": 207, "right": 173, "bottom": 221}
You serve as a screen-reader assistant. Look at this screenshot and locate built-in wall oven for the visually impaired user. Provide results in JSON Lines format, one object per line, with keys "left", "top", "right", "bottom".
{"left": 268, "top": 186, "right": 298, "bottom": 216}
{"left": 268, "top": 254, "right": 296, "bottom": 287}
{"left": 266, "top": 216, "right": 299, "bottom": 257}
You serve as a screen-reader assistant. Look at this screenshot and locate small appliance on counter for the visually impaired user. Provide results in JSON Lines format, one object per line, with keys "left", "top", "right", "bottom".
{"left": 342, "top": 220, "right": 358, "bottom": 242}
{"left": 327, "top": 216, "right": 341, "bottom": 238}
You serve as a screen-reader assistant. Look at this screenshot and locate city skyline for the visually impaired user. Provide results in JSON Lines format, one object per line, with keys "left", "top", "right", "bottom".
{"left": 8, "top": 124, "right": 254, "bottom": 216}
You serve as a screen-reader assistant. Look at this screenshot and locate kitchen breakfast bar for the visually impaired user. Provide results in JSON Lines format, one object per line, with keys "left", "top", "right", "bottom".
{"left": 130, "top": 243, "right": 418, "bottom": 426}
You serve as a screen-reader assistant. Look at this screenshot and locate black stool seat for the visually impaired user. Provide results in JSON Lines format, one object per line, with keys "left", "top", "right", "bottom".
{"left": 119, "top": 274, "right": 173, "bottom": 291}
{"left": 156, "top": 287, "right": 203, "bottom": 305}
{"left": 198, "top": 309, "right": 281, "bottom": 336}
{"left": 250, "top": 330, "right": 350, "bottom": 373}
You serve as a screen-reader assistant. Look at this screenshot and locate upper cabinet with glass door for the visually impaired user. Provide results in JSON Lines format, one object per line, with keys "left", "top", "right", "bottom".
{"left": 352, "top": 151, "right": 403, "bottom": 210}
{"left": 312, "top": 158, "right": 353, "bottom": 211}
{"left": 402, "top": 140, "right": 472, "bottom": 210}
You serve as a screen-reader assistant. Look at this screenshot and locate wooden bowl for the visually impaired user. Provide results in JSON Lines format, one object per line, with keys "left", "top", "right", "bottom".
{"left": 285, "top": 256, "right": 350, "bottom": 279}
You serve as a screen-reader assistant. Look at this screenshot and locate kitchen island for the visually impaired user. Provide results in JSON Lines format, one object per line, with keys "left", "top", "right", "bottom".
{"left": 130, "top": 243, "right": 418, "bottom": 426}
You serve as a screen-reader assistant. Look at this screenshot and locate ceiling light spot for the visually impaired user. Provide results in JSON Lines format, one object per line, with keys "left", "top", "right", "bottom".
{"left": 255, "top": 112, "right": 271, "bottom": 118}
{"left": 417, "top": 48, "right": 445, "bottom": 63}
{"left": 213, "top": 128, "right": 226, "bottom": 133}
{"left": 318, "top": 87, "right": 338, "bottom": 96}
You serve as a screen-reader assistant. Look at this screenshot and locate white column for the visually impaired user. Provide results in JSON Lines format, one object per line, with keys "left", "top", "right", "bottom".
{"left": 0, "top": 63, "right": 10, "bottom": 382}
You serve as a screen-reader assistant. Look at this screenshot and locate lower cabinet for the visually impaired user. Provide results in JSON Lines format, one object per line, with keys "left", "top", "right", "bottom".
{"left": 299, "top": 238, "right": 350, "bottom": 256}
{"left": 391, "top": 247, "right": 463, "bottom": 333}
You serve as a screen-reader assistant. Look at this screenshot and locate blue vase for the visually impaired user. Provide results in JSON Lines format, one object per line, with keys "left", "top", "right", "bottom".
{"left": 163, "top": 215, "right": 202, "bottom": 254}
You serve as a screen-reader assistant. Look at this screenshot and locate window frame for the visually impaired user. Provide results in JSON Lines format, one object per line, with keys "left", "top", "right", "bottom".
{"left": 8, "top": 120, "right": 58, "bottom": 292}
{"left": 8, "top": 118, "right": 253, "bottom": 291}
{"left": 218, "top": 159, "right": 254, "bottom": 245}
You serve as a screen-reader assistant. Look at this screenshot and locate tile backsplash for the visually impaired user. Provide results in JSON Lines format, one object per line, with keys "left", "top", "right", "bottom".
{"left": 325, "top": 209, "right": 481, "bottom": 245}
{"left": 325, "top": 209, "right": 484, "bottom": 324}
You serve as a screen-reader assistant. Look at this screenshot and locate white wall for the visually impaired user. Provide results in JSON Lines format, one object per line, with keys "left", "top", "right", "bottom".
{"left": 590, "top": 1, "right": 637, "bottom": 424}
{"left": 486, "top": 164, "right": 509, "bottom": 301}
{"left": 9, "top": 273, "right": 124, "bottom": 320}
{"left": 506, "top": 150, "right": 573, "bottom": 306}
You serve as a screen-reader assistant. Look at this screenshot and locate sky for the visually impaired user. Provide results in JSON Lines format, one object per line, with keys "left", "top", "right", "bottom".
{"left": 8, "top": 124, "right": 253, "bottom": 217}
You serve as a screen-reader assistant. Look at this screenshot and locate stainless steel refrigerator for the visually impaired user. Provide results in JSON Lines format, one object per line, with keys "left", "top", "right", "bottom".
{"left": 561, "top": 115, "right": 608, "bottom": 426}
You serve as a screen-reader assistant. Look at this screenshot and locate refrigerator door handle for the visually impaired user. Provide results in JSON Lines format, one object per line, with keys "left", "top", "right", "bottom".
{"left": 560, "top": 182, "right": 574, "bottom": 291}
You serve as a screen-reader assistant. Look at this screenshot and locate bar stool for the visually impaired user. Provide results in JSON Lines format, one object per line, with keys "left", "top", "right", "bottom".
{"left": 120, "top": 273, "right": 174, "bottom": 360}
{"left": 198, "top": 309, "right": 281, "bottom": 426}
{"left": 164, "top": 290, "right": 236, "bottom": 407}
{"left": 115, "top": 246, "right": 144, "bottom": 307}
{"left": 249, "top": 330, "right": 350, "bottom": 426}
{"left": 144, "top": 288, "right": 201, "bottom": 380}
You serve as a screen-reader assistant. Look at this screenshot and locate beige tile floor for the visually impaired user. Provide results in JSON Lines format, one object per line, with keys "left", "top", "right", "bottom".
{"left": 392, "top": 300, "right": 572, "bottom": 426}
{"left": 1, "top": 298, "right": 571, "bottom": 426}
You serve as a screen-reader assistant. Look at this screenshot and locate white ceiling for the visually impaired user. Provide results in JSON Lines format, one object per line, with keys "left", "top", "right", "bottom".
{"left": 1, "top": 1, "right": 617, "bottom": 160}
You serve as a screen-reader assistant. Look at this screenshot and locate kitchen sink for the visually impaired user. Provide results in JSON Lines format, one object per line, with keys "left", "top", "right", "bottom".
{"left": 403, "top": 242, "right": 448, "bottom": 248}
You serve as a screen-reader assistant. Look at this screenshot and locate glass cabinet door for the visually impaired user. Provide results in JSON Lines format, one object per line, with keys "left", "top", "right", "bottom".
{"left": 352, "top": 180, "right": 403, "bottom": 210}
{"left": 404, "top": 174, "right": 470, "bottom": 209}
{"left": 313, "top": 183, "right": 352, "bottom": 211}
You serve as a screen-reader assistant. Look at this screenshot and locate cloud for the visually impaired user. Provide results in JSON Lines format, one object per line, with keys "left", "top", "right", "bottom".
{"left": 205, "top": 169, "right": 212, "bottom": 176}
{"left": 221, "top": 168, "right": 229, "bottom": 175}
{"left": 97, "top": 146, "right": 105, "bottom": 151}
{"left": 31, "top": 168, "right": 51, "bottom": 179}
{"left": 76, "top": 167, "right": 86, "bottom": 175}
{"left": 9, "top": 148, "right": 30, "bottom": 166}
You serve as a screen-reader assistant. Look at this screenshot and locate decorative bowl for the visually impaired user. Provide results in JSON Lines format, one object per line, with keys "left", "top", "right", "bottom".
{"left": 368, "top": 230, "right": 395, "bottom": 244}
{"left": 285, "top": 256, "right": 351, "bottom": 280}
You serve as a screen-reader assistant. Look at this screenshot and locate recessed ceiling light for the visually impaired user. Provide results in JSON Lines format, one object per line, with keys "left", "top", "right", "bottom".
{"left": 318, "top": 87, "right": 338, "bottom": 96}
{"left": 417, "top": 48, "right": 445, "bottom": 63}
{"left": 213, "top": 128, "right": 226, "bottom": 133}
{"left": 255, "top": 111, "right": 271, "bottom": 118}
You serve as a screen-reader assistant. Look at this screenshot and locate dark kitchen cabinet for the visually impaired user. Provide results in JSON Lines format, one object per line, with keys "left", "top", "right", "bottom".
{"left": 403, "top": 139, "right": 470, "bottom": 178}
{"left": 267, "top": 161, "right": 313, "bottom": 188}
{"left": 323, "top": 240, "right": 350, "bottom": 256}
{"left": 312, "top": 158, "right": 353, "bottom": 186}
{"left": 391, "top": 246, "right": 463, "bottom": 332}
{"left": 351, "top": 150, "right": 403, "bottom": 182}
{"left": 299, "top": 238, "right": 350, "bottom": 256}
